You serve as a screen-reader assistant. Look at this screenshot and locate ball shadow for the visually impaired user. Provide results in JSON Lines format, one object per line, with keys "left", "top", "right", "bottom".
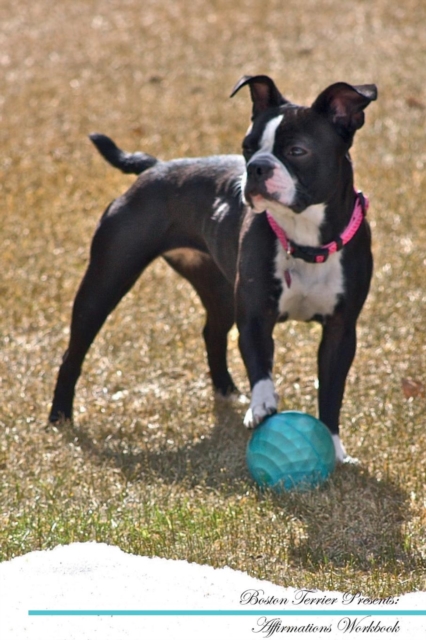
{"left": 268, "top": 464, "right": 424, "bottom": 573}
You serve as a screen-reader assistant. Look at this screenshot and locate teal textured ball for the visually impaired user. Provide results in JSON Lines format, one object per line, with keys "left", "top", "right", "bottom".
{"left": 246, "top": 411, "right": 336, "bottom": 492}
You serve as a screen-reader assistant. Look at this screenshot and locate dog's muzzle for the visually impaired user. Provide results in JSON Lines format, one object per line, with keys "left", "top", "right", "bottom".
{"left": 244, "top": 152, "right": 296, "bottom": 211}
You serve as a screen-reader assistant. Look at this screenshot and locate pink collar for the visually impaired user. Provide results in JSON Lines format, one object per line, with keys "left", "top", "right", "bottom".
{"left": 266, "top": 191, "right": 368, "bottom": 264}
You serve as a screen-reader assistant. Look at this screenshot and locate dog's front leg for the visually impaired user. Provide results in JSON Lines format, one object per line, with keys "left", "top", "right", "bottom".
{"left": 235, "top": 214, "right": 280, "bottom": 428}
{"left": 317, "top": 313, "right": 358, "bottom": 462}
{"left": 236, "top": 307, "right": 278, "bottom": 429}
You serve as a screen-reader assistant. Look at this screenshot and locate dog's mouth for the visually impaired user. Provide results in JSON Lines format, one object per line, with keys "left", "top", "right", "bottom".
{"left": 244, "top": 179, "right": 312, "bottom": 215}
{"left": 245, "top": 188, "right": 281, "bottom": 212}
{"left": 244, "top": 182, "right": 298, "bottom": 214}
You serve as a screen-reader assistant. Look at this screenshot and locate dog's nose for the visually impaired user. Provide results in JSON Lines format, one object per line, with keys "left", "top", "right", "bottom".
{"left": 246, "top": 155, "right": 275, "bottom": 183}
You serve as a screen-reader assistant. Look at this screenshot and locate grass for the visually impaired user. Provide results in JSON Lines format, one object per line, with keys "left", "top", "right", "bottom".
{"left": 1, "top": 0, "right": 426, "bottom": 596}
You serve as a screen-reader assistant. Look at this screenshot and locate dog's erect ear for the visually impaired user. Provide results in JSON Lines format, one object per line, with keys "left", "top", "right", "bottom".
{"left": 311, "top": 82, "right": 377, "bottom": 144}
{"left": 230, "top": 75, "right": 288, "bottom": 120}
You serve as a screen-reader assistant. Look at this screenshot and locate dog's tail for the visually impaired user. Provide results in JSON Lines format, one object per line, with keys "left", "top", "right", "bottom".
{"left": 89, "top": 133, "right": 159, "bottom": 175}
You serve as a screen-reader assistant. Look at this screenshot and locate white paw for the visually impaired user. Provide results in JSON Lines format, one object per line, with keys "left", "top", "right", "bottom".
{"left": 244, "top": 378, "right": 278, "bottom": 429}
{"left": 332, "top": 435, "right": 359, "bottom": 465}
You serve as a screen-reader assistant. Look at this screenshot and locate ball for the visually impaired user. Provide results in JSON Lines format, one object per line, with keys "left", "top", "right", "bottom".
{"left": 246, "top": 411, "right": 336, "bottom": 492}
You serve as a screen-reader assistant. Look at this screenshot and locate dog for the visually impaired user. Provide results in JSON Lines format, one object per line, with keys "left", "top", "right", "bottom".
{"left": 49, "top": 75, "right": 377, "bottom": 462}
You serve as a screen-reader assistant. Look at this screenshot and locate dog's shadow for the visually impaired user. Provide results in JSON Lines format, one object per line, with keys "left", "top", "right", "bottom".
{"left": 58, "top": 401, "right": 421, "bottom": 574}
{"left": 60, "top": 396, "right": 251, "bottom": 489}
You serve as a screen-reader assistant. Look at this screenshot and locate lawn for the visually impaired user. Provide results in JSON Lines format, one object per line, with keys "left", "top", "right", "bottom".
{"left": 1, "top": 0, "right": 425, "bottom": 595}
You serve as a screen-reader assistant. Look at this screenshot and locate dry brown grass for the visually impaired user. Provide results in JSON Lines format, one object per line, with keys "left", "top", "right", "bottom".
{"left": 1, "top": 0, "right": 426, "bottom": 595}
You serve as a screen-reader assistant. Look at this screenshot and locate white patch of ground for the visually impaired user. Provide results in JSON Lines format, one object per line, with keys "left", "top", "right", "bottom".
{"left": 0, "top": 542, "right": 424, "bottom": 639}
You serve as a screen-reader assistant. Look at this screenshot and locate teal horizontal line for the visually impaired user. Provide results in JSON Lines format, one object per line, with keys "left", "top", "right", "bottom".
{"left": 28, "top": 609, "right": 426, "bottom": 617}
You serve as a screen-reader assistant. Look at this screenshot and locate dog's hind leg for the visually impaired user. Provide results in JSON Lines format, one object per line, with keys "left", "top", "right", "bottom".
{"left": 163, "top": 250, "right": 238, "bottom": 397}
{"left": 49, "top": 205, "right": 167, "bottom": 423}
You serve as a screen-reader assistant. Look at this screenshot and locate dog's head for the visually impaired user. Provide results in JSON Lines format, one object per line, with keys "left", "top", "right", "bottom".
{"left": 231, "top": 75, "right": 377, "bottom": 215}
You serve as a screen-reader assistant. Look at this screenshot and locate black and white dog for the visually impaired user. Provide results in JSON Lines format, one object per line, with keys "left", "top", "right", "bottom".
{"left": 49, "top": 75, "right": 377, "bottom": 462}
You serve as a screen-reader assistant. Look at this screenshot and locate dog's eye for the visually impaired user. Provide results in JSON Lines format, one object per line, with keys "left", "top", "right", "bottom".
{"left": 287, "top": 146, "right": 307, "bottom": 157}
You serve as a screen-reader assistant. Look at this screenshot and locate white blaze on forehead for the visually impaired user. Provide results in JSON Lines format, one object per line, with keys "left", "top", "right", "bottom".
{"left": 259, "top": 114, "right": 284, "bottom": 153}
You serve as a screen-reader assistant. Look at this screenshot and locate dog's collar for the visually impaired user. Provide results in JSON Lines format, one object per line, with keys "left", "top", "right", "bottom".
{"left": 266, "top": 191, "right": 368, "bottom": 264}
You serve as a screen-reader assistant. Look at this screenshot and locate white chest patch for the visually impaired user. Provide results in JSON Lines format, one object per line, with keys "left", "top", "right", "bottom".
{"left": 275, "top": 248, "right": 344, "bottom": 321}
{"left": 270, "top": 204, "right": 345, "bottom": 321}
